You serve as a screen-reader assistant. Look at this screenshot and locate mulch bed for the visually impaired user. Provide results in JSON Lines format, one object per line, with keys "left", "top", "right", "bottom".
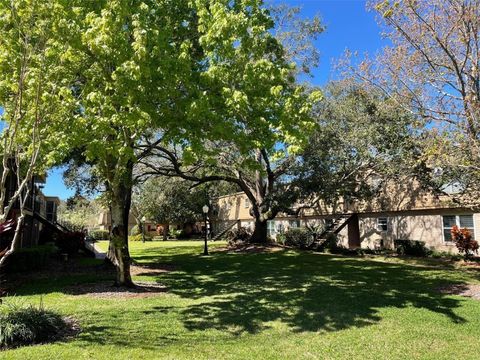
{"left": 216, "top": 243, "right": 285, "bottom": 254}
{"left": 66, "top": 281, "right": 167, "bottom": 299}
{"left": 130, "top": 263, "right": 176, "bottom": 276}
{"left": 2, "top": 257, "right": 173, "bottom": 299}
{"left": 438, "top": 284, "right": 480, "bottom": 300}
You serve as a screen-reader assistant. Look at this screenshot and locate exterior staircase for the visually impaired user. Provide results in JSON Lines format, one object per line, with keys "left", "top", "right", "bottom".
{"left": 309, "top": 214, "right": 354, "bottom": 250}
{"left": 33, "top": 213, "right": 95, "bottom": 257}
{"left": 33, "top": 212, "right": 69, "bottom": 235}
{"left": 212, "top": 220, "right": 240, "bottom": 241}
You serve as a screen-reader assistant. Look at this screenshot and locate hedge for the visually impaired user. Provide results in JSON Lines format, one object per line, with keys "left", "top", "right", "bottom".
{"left": 89, "top": 230, "right": 110, "bottom": 241}
{"left": 4, "top": 244, "right": 57, "bottom": 273}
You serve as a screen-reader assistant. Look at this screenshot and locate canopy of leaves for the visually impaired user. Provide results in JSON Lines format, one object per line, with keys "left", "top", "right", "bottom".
{"left": 57, "top": 195, "right": 101, "bottom": 230}
{"left": 62, "top": 0, "right": 320, "bottom": 190}
{"left": 349, "top": 0, "right": 480, "bottom": 207}
{"left": 0, "top": 0, "right": 79, "bottom": 170}
{"left": 133, "top": 178, "right": 206, "bottom": 225}
{"left": 294, "top": 80, "right": 416, "bottom": 210}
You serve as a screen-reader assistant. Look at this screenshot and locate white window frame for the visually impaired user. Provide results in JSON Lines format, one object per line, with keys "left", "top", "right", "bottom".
{"left": 377, "top": 217, "right": 388, "bottom": 232}
{"left": 442, "top": 214, "right": 475, "bottom": 243}
{"left": 267, "top": 220, "right": 276, "bottom": 237}
{"left": 289, "top": 220, "right": 300, "bottom": 229}
{"left": 244, "top": 198, "right": 250, "bottom": 208}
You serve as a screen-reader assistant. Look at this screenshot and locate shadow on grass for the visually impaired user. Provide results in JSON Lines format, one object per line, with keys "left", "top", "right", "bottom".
{"left": 12, "top": 245, "right": 474, "bottom": 338}
{"left": 135, "top": 248, "right": 470, "bottom": 334}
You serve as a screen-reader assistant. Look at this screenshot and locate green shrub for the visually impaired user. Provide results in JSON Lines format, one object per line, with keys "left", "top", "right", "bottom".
{"left": 5, "top": 244, "right": 57, "bottom": 273}
{"left": 317, "top": 232, "right": 338, "bottom": 252}
{"left": 89, "top": 230, "right": 110, "bottom": 241}
{"left": 226, "top": 227, "right": 252, "bottom": 245}
{"left": 178, "top": 230, "right": 191, "bottom": 239}
{"left": 394, "top": 239, "right": 432, "bottom": 257}
{"left": 284, "top": 227, "right": 314, "bottom": 249}
{"left": 276, "top": 232, "right": 286, "bottom": 245}
{"left": 129, "top": 234, "right": 152, "bottom": 242}
{"left": 169, "top": 229, "right": 182, "bottom": 239}
{"left": 55, "top": 231, "right": 85, "bottom": 255}
{"left": 130, "top": 225, "right": 140, "bottom": 236}
{"left": 0, "top": 299, "right": 69, "bottom": 349}
{"left": 329, "top": 246, "right": 361, "bottom": 256}
{"left": 430, "top": 251, "right": 463, "bottom": 261}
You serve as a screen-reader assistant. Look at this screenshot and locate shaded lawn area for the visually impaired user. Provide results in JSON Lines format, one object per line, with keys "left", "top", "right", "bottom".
{"left": 3, "top": 241, "right": 480, "bottom": 359}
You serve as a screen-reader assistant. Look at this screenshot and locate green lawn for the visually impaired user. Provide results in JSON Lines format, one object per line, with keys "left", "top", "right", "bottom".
{"left": 3, "top": 241, "right": 480, "bottom": 359}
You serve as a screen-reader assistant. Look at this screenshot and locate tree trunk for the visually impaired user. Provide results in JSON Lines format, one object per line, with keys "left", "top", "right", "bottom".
{"left": 0, "top": 214, "right": 25, "bottom": 269}
{"left": 250, "top": 218, "right": 268, "bottom": 243}
{"left": 163, "top": 223, "right": 169, "bottom": 241}
{"left": 107, "top": 162, "right": 134, "bottom": 287}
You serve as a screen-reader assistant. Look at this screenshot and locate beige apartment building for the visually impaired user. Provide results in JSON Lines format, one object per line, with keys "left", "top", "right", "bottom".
{"left": 211, "top": 180, "right": 479, "bottom": 253}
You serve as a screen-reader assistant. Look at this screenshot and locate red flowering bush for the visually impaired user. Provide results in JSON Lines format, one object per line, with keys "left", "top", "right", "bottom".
{"left": 451, "top": 225, "right": 479, "bottom": 259}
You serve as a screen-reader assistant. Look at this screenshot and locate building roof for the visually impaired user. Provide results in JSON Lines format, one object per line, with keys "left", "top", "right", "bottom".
{"left": 44, "top": 196, "right": 61, "bottom": 205}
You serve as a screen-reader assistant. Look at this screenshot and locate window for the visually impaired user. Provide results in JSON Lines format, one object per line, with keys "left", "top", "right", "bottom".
{"left": 267, "top": 221, "right": 276, "bottom": 237}
{"left": 443, "top": 215, "right": 475, "bottom": 242}
{"left": 244, "top": 198, "right": 250, "bottom": 208}
{"left": 276, "top": 222, "right": 285, "bottom": 234}
{"left": 377, "top": 217, "right": 388, "bottom": 232}
{"left": 289, "top": 220, "right": 300, "bottom": 229}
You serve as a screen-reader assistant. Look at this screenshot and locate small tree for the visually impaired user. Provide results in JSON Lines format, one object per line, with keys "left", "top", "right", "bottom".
{"left": 451, "top": 225, "right": 479, "bottom": 259}
{"left": 57, "top": 196, "right": 101, "bottom": 232}
{"left": 0, "top": 0, "right": 77, "bottom": 268}
{"left": 133, "top": 178, "right": 205, "bottom": 240}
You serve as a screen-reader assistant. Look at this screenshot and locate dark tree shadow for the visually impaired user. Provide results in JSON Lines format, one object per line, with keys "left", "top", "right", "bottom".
{"left": 10, "top": 245, "right": 474, "bottom": 340}
{"left": 136, "top": 249, "right": 470, "bottom": 335}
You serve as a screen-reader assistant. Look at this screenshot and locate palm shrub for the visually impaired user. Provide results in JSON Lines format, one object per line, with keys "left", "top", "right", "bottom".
{"left": 0, "top": 299, "right": 69, "bottom": 349}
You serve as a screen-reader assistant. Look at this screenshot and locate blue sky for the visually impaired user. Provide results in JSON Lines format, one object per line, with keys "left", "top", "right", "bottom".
{"left": 284, "top": 0, "right": 386, "bottom": 84}
{"left": 43, "top": 0, "right": 386, "bottom": 200}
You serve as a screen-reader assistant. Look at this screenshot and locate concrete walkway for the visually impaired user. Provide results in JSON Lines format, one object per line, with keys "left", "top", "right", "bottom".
{"left": 85, "top": 241, "right": 107, "bottom": 260}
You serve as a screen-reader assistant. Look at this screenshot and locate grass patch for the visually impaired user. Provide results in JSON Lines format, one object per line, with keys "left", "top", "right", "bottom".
{"left": 2, "top": 241, "right": 480, "bottom": 359}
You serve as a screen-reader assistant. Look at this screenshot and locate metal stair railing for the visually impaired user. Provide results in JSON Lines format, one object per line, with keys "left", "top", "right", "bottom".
{"left": 212, "top": 220, "right": 240, "bottom": 241}
{"left": 309, "top": 214, "right": 354, "bottom": 249}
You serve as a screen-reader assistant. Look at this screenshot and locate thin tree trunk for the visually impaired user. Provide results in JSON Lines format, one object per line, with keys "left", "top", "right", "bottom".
{"left": 163, "top": 223, "right": 169, "bottom": 241}
{"left": 0, "top": 214, "right": 25, "bottom": 269}
{"left": 107, "top": 162, "right": 134, "bottom": 287}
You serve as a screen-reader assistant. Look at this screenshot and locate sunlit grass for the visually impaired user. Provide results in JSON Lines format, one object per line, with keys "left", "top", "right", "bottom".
{"left": 3, "top": 241, "right": 480, "bottom": 359}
